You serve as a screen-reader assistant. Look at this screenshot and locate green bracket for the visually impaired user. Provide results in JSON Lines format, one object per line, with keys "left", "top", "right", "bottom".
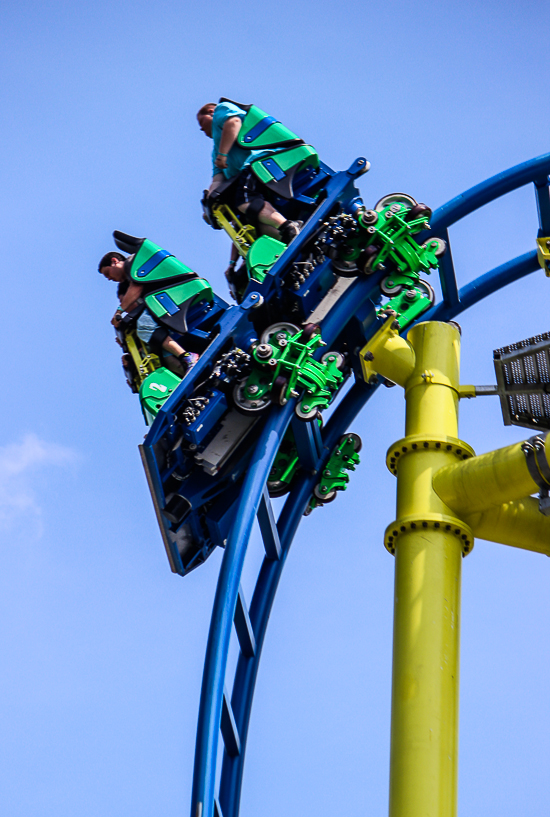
{"left": 306, "top": 433, "right": 361, "bottom": 513}
{"left": 380, "top": 283, "right": 435, "bottom": 330}
{"left": 357, "top": 203, "right": 438, "bottom": 277}
{"left": 238, "top": 325, "right": 344, "bottom": 417}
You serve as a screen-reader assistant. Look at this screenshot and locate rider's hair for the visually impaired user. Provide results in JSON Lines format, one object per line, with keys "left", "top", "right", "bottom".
{"left": 197, "top": 103, "right": 216, "bottom": 116}
{"left": 98, "top": 251, "right": 125, "bottom": 272}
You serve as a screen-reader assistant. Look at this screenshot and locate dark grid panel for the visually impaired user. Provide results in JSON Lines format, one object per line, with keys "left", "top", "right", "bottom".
{"left": 494, "top": 333, "right": 550, "bottom": 429}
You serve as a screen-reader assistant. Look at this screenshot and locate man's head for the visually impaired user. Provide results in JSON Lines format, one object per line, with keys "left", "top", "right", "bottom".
{"left": 197, "top": 103, "right": 216, "bottom": 138}
{"left": 98, "top": 251, "right": 126, "bottom": 282}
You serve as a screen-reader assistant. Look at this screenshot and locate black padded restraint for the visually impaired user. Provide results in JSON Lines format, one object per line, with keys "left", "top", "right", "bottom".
{"left": 113, "top": 230, "right": 146, "bottom": 254}
{"left": 149, "top": 325, "right": 169, "bottom": 355}
{"left": 243, "top": 196, "right": 265, "bottom": 228}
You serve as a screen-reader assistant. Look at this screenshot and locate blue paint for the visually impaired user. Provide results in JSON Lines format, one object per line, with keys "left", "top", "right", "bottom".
{"left": 260, "top": 158, "right": 286, "bottom": 181}
{"left": 135, "top": 248, "right": 173, "bottom": 277}
{"left": 242, "top": 115, "right": 278, "bottom": 143}
{"left": 154, "top": 291, "right": 179, "bottom": 315}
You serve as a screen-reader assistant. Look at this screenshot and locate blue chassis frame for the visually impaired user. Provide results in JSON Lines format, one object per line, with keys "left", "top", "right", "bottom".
{"left": 142, "top": 158, "right": 375, "bottom": 576}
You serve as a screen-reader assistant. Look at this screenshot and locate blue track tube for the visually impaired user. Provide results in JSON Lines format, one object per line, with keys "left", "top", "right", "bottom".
{"left": 420, "top": 250, "right": 539, "bottom": 323}
{"left": 190, "top": 401, "right": 295, "bottom": 817}
{"left": 430, "top": 153, "right": 550, "bottom": 232}
{"left": 218, "top": 381, "right": 377, "bottom": 817}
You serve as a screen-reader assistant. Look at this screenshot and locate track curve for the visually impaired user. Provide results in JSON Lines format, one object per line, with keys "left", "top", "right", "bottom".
{"left": 191, "top": 153, "right": 550, "bottom": 817}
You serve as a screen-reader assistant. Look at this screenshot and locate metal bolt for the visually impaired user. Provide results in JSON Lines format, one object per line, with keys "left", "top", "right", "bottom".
{"left": 251, "top": 294, "right": 258, "bottom": 300}
{"left": 247, "top": 385, "right": 259, "bottom": 394}
{"left": 256, "top": 343, "right": 272, "bottom": 359}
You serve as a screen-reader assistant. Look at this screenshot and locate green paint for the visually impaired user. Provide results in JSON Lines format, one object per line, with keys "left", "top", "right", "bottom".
{"left": 307, "top": 434, "right": 361, "bottom": 513}
{"left": 145, "top": 278, "right": 213, "bottom": 319}
{"left": 237, "top": 105, "right": 301, "bottom": 151}
{"left": 239, "top": 326, "right": 344, "bottom": 416}
{"left": 130, "top": 239, "right": 196, "bottom": 284}
{"left": 139, "top": 367, "right": 182, "bottom": 424}
{"left": 246, "top": 236, "right": 286, "bottom": 282}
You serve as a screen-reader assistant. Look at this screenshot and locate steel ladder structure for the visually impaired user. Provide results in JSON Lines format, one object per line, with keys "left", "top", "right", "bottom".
{"left": 190, "top": 153, "right": 550, "bottom": 817}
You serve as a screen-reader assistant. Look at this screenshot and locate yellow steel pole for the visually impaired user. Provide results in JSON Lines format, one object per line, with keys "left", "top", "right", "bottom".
{"left": 388, "top": 322, "right": 471, "bottom": 817}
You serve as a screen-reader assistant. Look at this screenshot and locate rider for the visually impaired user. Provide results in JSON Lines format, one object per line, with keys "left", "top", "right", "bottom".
{"left": 197, "top": 100, "right": 302, "bottom": 281}
{"left": 98, "top": 251, "right": 199, "bottom": 375}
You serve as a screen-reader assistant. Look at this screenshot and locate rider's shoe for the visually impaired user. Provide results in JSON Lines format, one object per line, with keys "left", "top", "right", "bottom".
{"left": 280, "top": 220, "right": 303, "bottom": 245}
{"left": 178, "top": 351, "right": 200, "bottom": 376}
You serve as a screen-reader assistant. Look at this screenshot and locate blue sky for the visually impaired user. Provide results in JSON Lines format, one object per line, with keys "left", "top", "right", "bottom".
{"left": 1, "top": 1, "right": 550, "bottom": 815}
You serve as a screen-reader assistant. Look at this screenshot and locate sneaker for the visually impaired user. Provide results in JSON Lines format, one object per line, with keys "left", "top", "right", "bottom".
{"left": 279, "top": 219, "right": 303, "bottom": 245}
{"left": 178, "top": 351, "right": 200, "bottom": 375}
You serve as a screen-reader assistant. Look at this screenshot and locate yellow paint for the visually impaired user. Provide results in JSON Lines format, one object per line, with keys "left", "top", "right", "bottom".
{"left": 536, "top": 236, "right": 550, "bottom": 276}
{"left": 463, "top": 497, "right": 550, "bottom": 556}
{"left": 359, "top": 316, "right": 415, "bottom": 387}
{"left": 433, "top": 440, "right": 543, "bottom": 514}
{"left": 125, "top": 330, "right": 161, "bottom": 386}
{"left": 212, "top": 203, "right": 256, "bottom": 257}
{"left": 387, "top": 322, "right": 465, "bottom": 817}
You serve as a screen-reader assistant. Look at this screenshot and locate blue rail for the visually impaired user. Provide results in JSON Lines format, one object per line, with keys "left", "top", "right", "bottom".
{"left": 190, "top": 154, "right": 549, "bottom": 817}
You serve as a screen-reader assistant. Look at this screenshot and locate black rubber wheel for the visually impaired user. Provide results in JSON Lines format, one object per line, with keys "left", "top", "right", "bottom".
{"left": 380, "top": 277, "right": 403, "bottom": 296}
{"left": 359, "top": 245, "right": 380, "bottom": 274}
{"left": 313, "top": 486, "right": 338, "bottom": 502}
{"left": 416, "top": 279, "right": 436, "bottom": 305}
{"left": 233, "top": 379, "right": 272, "bottom": 414}
{"left": 341, "top": 432, "right": 362, "bottom": 452}
{"left": 405, "top": 203, "right": 432, "bottom": 222}
{"left": 374, "top": 193, "right": 417, "bottom": 213}
{"left": 295, "top": 402, "right": 318, "bottom": 421}
{"left": 331, "top": 258, "right": 359, "bottom": 277}
{"left": 422, "top": 237, "right": 447, "bottom": 258}
{"left": 271, "top": 376, "right": 289, "bottom": 406}
{"left": 267, "top": 480, "right": 292, "bottom": 498}
{"left": 260, "top": 322, "right": 300, "bottom": 346}
{"left": 299, "top": 323, "right": 321, "bottom": 343}
{"left": 321, "top": 351, "right": 346, "bottom": 371}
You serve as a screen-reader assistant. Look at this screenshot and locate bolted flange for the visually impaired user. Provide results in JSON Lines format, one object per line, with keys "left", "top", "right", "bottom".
{"left": 386, "top": 434, "right": 475, "bottom": 476}
{"left": 384, "top": 513, "right": 474, "bottom": 556}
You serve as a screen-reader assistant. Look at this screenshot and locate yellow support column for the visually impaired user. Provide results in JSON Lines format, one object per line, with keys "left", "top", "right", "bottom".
{"left": 387, "top": 322, "right": 472, "bottom": 817}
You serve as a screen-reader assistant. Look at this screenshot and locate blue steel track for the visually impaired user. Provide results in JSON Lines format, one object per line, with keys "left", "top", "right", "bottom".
{"left": 190, "top": 153, "right": 550, "bottom": 817}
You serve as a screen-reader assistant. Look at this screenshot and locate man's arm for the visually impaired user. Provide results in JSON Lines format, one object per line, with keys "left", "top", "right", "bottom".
{"left": 214, "top": 116, "right": 242, "bottom": 170}
{"left": 112, "top": 281, "right": 143, "bottom": 325}
{"left": 208, "top": 172, "right": 224, "bottom": 196}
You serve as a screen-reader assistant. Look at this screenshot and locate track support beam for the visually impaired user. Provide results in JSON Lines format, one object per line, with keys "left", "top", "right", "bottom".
{"left": 386, "top": 322, "right": 464, "bottom": 817}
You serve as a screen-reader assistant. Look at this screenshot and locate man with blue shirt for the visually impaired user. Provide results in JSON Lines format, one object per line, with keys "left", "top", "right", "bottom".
{"left": 197, "top": 101, "right": 302, "bottom": 277}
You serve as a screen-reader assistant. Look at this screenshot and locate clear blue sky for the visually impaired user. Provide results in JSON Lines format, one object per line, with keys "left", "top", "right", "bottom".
{"left": 1, "top": 1, "right": 549, "bottom": 814}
